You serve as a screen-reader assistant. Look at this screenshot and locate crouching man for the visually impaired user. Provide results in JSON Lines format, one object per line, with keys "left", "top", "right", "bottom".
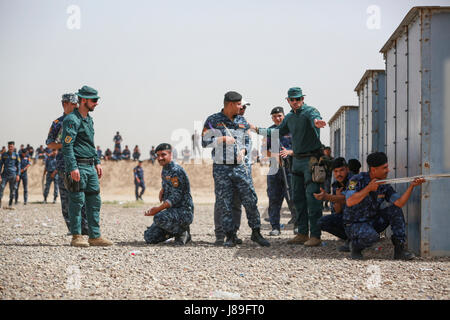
{"left": 315, "top": 157, "right": 351, "bottom": 252}
{"left": 343, "top": 152, "right": 425, "bottom": 260}
{"left": 144, "top": 143, "right": 194, "bottom": 245}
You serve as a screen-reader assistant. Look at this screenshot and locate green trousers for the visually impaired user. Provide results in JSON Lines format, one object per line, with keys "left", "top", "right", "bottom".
{"left": 68, "top": 164, "right": 101, "bottom": 238}
{"left": 291, "top": 157, "right": 323, "bottom": 238}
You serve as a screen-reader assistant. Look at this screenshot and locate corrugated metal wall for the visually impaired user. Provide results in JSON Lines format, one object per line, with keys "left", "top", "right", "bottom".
{"left": 355, "top": 70, "right": 386, "bottom": 171}
{"left": 329, "top": 106, "right": 359, "bottom": 161}
{"left": 381, "top": 7, "right": 450, "bottom": 256}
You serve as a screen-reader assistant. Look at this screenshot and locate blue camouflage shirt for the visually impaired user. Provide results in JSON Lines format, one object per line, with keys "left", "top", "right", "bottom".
{"left": 202, "top": 111, "right": 250, "bottom": 164}
{"left": 161, "top": 161, "right": 193, "bottom": 211}
{"left": 45, "top": 155, "right": 57, "bottom": 173}
{"left": 46, "top": 114, "right": 66, "bottom": 172}
{"left": 134, "top": 166, "right": 144, "bottom": 181}
{"left": 19, "top": 156, "right": 31, "bottom": 176}
{"left": 0, "top": 152, "right": 21, "bottom": 177}
{"left": 343, "top": 172, "right": 401, "bottom": 223}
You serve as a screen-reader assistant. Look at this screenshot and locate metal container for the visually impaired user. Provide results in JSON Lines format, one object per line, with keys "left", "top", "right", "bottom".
{"left": 380, "top": 6, "right": 450, "bottom": 257}
{"left": 328, "top": 106, "right": 359, "bottom": 161}
{"left": 354, "top": 70, "right": 386, "bottom": 171}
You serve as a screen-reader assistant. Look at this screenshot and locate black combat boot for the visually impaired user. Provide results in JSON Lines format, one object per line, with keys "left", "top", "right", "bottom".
{"left": 251, "top": 228, "right": 270, "bottom": 247}
{"left": 392, "top": 237, "right": 415, "bottom": 260}
{"left": 175, "top": 227, "right": 191, "bottom": 245}
{"left": 338, "top": 240, "right": 350, "bottom": 252}
{"left": 350, "top": 243, "right": 364, "bottom": 260}
{"left": 224, "top": 232, "right": 238, "bottom": 247}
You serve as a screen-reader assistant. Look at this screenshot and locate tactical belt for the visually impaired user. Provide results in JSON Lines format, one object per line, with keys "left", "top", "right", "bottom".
{"left": 76, "top": 158, "right": 95, "bottom": 165}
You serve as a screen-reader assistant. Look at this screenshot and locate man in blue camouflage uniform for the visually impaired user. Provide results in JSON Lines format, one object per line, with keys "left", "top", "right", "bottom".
{"left": 252, "top": 87, "right": 327, "bottom": 247}
{"left": 263, "top": 106, "right": 295, "bottom": 236}
{"left": 0, "top": 141, "right": 20, "bottom": 209}
{"left": 344, "top": 152, "right": 425, "bottom": 260}
{"left": 113, "top": 132, "right": 122, "bottom": 153}
{"left": 134, "top": 160, "right": 145, "bottom": 200}
{"left": 144, "top": 143, "right": 193, "bottom": 245}
{"left": 15, "top": 150, "right": 31, "bottom": 205}
{"left": 43, "top": 150, "right": 59, "bottom": 203}
{"left": 315, "top": 157, "right": 351, "bottom": 252}
{"left": 211, "top": 99, "right": 252, "bottom": 245}
{"left": 122, "top": 145, "right": 131, "bottom": 160}
{"left": 202, "top": 91, "right": 269, "bottom": 247}
{"left": 46, "top": 93, "right": 88, "bottom": 235}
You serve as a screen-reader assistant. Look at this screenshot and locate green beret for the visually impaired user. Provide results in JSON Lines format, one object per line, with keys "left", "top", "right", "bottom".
{"left": 224, "top": 91, "right": 242, "bottom": 103}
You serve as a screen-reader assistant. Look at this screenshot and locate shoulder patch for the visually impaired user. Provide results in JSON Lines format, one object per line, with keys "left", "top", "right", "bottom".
{"left": 171, "top": 176, "right": 179, "bottom": 187}
{"left": 64, "top": 136, "right": 72, "bottom": 144}
{"left": 348, "top": 180, "right": 357, "bottom": 190}
{"left": 53, "top": 119, "right": 59, "bottom": 124}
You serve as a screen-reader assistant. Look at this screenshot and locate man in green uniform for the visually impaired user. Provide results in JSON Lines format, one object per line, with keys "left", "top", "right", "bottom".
{"left": 252, "top": 87, "right": 327, "bottom": 246}
{"left": 61, "top": 85, "right": 113, "bottom": 247}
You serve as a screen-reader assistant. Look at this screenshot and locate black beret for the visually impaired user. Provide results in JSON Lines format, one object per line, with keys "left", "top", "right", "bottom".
{"left": 331, "top": 157, "right": 347, "bottom": 170}
{"left": 7, "top": 141, "right": 14, "bottom": 145}
{"left": 367, "top": 152, "right": 388, "bottom": 168}
{"left": 224, "top": 91, "right": 242, "bottom": 102}
{"left": 348, "top": 159, "right": 361, "bottom": 171}
{"left": 270, "top": 106, "right": 284, "bottom": 115}
{"left": 155, "top": 143, "right": 172, "bottom": 153}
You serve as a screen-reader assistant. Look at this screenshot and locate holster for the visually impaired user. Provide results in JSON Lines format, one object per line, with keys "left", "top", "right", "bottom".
{"left": 63, "top": 172, "right": 80, "bottom": 192}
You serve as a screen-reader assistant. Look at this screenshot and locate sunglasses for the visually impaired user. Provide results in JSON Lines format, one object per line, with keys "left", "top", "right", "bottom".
{"left": 289, "top": 97, "right": 303, "bottom": 102}
{"left": 241, "top": 105, "right": 247, "bottom": 110}
{"left": 89, "top": 98, "right": 99, "bottom": 103}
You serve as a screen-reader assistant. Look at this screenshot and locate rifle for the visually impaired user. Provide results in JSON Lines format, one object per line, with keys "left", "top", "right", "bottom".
{"left": 280, "top": 156, "right": 297, "bottom": 223}
{"left": 377, "top": 173, "right": 450, "bottom": 185}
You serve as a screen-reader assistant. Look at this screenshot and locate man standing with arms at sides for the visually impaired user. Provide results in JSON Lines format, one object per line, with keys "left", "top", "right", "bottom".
{"left": 144, "top": 143, "right": 193, "bottom": 245}
{"left": 252, "top": 87, "right": 326, "bottom": 247}
{"left": 46, "top": 93, "right": 88, "bottom": 235}
{"left": 134, "top": 160, "right": 145, "bottom": 201}
{"left": 113, "top": 131, "right": 122, "bottom": 153}
{"left": 202, "top": 91, "right": 269, "bottom": 247}
{"left": 62, "top": 86, "right": 112, "bottom": 247}
{"left": 0, "top": 141, "right": 20, "bottom": 209}
{"left": 42, "top": 149, "right": 59, "bottom": 204}
{"left": 15, "top": 149, "right": 31, "bottom": 205}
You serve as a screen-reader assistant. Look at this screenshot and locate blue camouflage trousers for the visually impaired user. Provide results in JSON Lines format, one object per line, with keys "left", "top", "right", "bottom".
{"left": 135, "top": 181, "right": 145, "bottom": 199}
{"left": 0, "top": 175, "right": 16, "bottom": 205}
{"left": 57, "top": 172, "right": 88, "bottom": 234}
{"left": 317, "top": 213, "right": 347, "bottom": 240}
{"left": 43, "top": 171, "right": 59, "bottom": 200}
{"left": 267, "top": 167, "right": 293, "bottom": 230}
{"left": 15, "top": 174, "right": 28, "bottom": 204}
{"left": 213, "top": 163, "right": 260, "bottom": 234}
{"left": 344, "top": 205, "right": 407, "bottom": 250}
{"left": 144, "top": 207, "right": 193, "bottom": 244}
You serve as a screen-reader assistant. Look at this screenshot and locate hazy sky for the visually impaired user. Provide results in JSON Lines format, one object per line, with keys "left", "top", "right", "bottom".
{"left": 1, "top": 0, "right": 450, "bottom": 158}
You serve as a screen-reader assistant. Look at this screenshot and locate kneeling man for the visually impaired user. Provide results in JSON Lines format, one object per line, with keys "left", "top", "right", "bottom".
{"left": 144, "top": 143, "right": 194, "bottom": 245}
{"left": 344, "top": 152, "right": 425, "bottom": 260}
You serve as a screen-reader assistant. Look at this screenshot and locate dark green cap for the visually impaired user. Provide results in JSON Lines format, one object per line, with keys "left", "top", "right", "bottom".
{"left": 76, "top": 85, "right": 100, "bottom": 99}
{"left": 287, "top": 87, "right": 305, "bottom": 98}
{"left": 224, "top": 91, "right": 242, "bottom": 103}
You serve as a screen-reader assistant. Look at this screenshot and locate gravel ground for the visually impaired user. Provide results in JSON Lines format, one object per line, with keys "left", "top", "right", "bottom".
{"left": 1, "top": 202, "right": 449, "bottom": 300}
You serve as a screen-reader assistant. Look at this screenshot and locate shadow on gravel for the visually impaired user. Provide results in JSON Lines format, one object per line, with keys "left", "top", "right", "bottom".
{"left": 230, "top": 238, "right": 406, "bottom": 261}
{"left": 0, "top": 243, "right": 69, "bottom": 247}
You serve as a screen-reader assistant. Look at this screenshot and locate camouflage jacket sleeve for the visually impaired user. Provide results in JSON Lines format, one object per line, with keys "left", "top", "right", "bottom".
{"left": 46, "top": 119, "right": 62, "bottom": 145}
{"left": 61, "top": 116, "right": 80, "bottom": 172}
{"left": 202, "top": 116, "right": 221, "bottom": 149}
{"left": 164, "top": 169, "right": 188, "bottom": 208}
{"left": 16, "top": 155, "right": 21, "bottom": 175}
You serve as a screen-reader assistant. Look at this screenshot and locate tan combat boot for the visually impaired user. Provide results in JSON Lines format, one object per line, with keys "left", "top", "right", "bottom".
{"left": 287, "top": 234, "right": 309, "bottom": 244}
{"left": 304, "top": 237, "right": 321, "bottom": 247}
{"left": 88, "top": 237, "right": 113, "bottom": 246}
{"left": 71, "top": 235, "right": 90, "bottom": 247}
